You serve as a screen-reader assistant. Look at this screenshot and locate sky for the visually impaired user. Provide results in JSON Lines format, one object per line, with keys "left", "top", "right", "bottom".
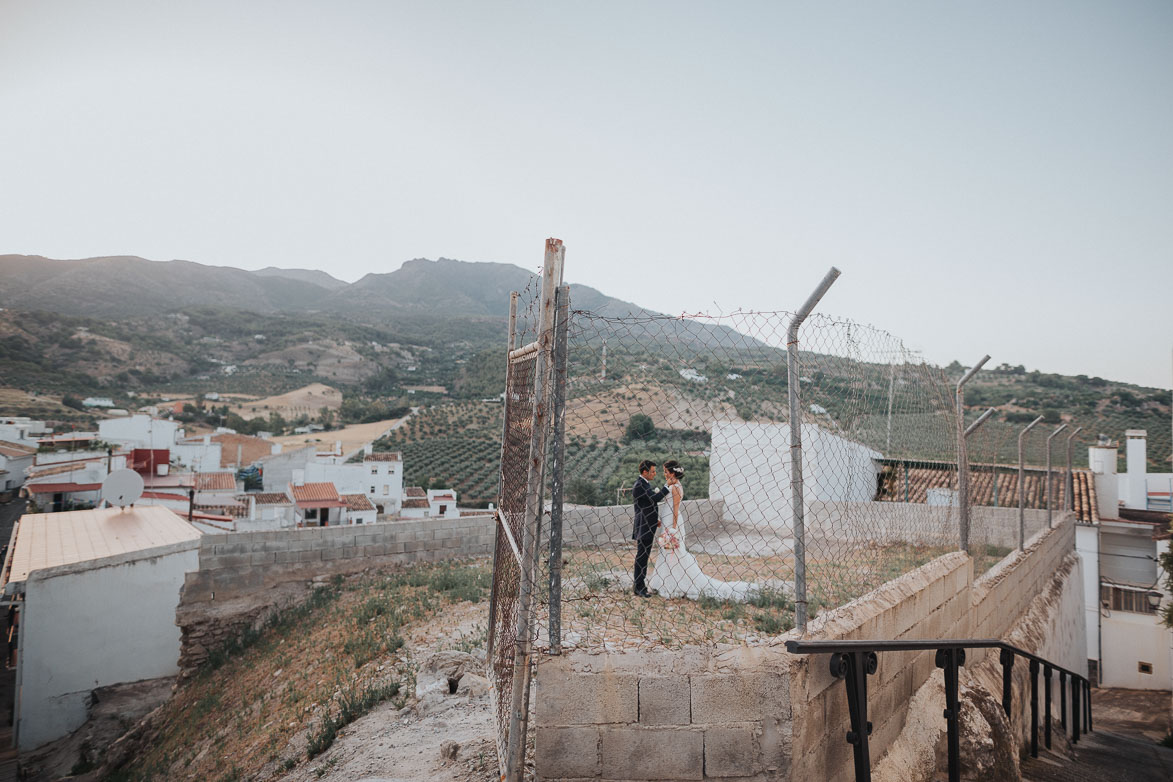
{"left": 1, "top": 1, "right": 1170, "bottom": 388}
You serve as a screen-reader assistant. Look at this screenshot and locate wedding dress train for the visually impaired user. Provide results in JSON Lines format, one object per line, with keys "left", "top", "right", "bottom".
{"left": 647, "top": 484, "right": 758, "bottom": 602}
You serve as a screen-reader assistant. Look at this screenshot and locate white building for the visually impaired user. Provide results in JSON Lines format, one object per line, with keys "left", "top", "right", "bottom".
{"left": 0, "top": 417, "right": 51, "bottom": 446}
{"left": 81, "top": 397, "right": 114, "bottom": 408}
{"left": 1074, "top": 430, "right": 1173, "bottom": 691}
{"left": 2, "top": 506, "right": 201, "bottom": 750}
{"left": 363, "top": 452, "right": 404, "bottom": 515}
{"left": 98, "top": 415, "right": 180, "bottom": 451}
{"left": 398, "top": 487, "right": 460, "bottom": 519}
{"left": 0, "top": 443, "right": 36, "bottom": 492}
{"left": 709, "top": 420, "right": 882, "bottom": 529}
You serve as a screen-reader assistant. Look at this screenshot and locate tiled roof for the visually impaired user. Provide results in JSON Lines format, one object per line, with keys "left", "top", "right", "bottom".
{"left": 431, "top": 493, "right": 455, "bottom": 501}
{"left": 27, "top": 462, "right": 93, "bottom": 479}
{"left": 288, "top": 482, "right": 346, "bottom": 508}
{"left": 24, "top": 482, "right": 102, "bottom": 494}
{"left": 0, "top": 444, "right": 35, "bottom": 459}
{"left": 364, "top": 452, "right": 402, "bottom": 462}
{"left": 342, "top": 493, "right": 375, "bottom": 512}
{"left": 877, "top": 460, "right": 1099, "bottom": 523}
{"left": 404, "top": 486, "right": 426, "bottom": 498}
{"left": 196, "top": 503, "right": 249, "bottom": 519}
{"left": 237, "top": 492, "right": 291, "bottom": 505}
{"left": 402, "top": 498, "right": 429, "bottom": 509}
{"left": 197, "top": 472, "right": 237, "bottom": 492}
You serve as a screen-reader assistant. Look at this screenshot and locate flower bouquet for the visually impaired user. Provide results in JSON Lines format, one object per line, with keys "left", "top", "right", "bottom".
{"left": 658, "top": 528, "right": 680, "bottom": 552}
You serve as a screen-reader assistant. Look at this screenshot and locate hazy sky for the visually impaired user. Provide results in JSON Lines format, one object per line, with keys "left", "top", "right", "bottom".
{"left": 2, "top": 1, "right": 1170, "bottom": 388}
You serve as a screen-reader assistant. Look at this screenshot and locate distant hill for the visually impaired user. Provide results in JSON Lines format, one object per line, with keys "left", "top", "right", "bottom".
{"left": 252, "top": 266, "right": 348, "bottom": 290}
{"left": 0, "top": 255, "right": 326, "bottom": 316}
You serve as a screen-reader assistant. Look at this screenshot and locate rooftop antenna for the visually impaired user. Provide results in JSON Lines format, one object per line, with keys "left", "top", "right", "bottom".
{"left": 101, "top": 469, "right": 144, "bottom": 509}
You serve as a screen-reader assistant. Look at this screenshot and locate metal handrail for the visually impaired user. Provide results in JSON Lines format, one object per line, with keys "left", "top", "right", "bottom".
{"left": 785, "top": 637, "right": 1092, "bottom": 782}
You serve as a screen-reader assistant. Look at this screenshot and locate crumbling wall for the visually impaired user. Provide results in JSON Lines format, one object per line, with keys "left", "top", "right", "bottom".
{"left": 176, "top": 515, "right": 494, "bottom": 671}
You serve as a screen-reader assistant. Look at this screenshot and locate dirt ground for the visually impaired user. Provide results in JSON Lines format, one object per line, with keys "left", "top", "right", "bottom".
{"left": 273, "top": 600, "right": 499, "bottom": 782}
{"left": 229, "top": 383, "right": 343, "bottom": 421}
{"left": 271, "top": 414, "right": 411, "bottom": 456}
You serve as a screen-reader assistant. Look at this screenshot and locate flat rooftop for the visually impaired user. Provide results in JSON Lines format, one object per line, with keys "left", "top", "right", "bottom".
{"left": 4, "top": 505, "right": 201, "bottom": 590}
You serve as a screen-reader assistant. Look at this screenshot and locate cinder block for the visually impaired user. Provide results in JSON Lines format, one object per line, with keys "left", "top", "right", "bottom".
{"left": 297, "top": 549, "right": 322, "bottom": 563}
{"left": 639, "top": 676, "right": 690, "bottom": 725}
{"left": 211, "top": 553, "right": 252, "bottom": 569}
{"left": 536, "top": 726, "right": 600, "bottom": 778}
{"left": 703, "top": 725, "right": 757, "bottom": 777}
{"left": 322, "top": 549, "right": 341, "bottom": 561}
{"left": 539, "top": 672, "right": 638, "bottom": 725}
{"left": 362, "top": 544, "right": 387, "bottom": 557}
{"left": 600, "top": 727, "right": 702, "bottom": 780}
{"left": 250, "top": 552, "right": 276, "bottom": 566}
{"left": 691, "top": 674, "right": 773, "bottom": 724}
{"left": 341, "top": 546, "right": 359, "bottom": 559}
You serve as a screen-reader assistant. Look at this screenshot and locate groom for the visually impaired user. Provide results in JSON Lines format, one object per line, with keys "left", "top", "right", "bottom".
{"left": 632, "top": 459, "right": 670, "bottom": 598}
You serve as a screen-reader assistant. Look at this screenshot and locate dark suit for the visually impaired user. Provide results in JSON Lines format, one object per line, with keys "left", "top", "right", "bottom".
{"left": 632, "top": 476, "right": 669, "bottom": 594}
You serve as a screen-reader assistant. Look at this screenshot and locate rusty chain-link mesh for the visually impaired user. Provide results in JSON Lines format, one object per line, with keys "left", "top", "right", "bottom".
{"left": 487, "top": 346, "right": 537, "bottom": 769}
{"left": 533, "top": 308, "right": 961, "bottom": 651}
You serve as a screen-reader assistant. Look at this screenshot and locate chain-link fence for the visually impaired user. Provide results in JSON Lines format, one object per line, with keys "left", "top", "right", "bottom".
{"left": 529, "top": 305, "right": 963, "bottom": 651}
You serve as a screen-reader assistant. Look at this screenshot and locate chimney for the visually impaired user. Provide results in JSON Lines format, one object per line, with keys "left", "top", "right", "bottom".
{"left": 1089, "top": 438, "right": 1119, "bottom": 519}
{"left": 203, "top": 434, "right": 211, "bottom": 445}
{"left": 1124, "top": 429, "right": 1148, "bottom": 510}
{"left": 248, "top": 495, "right": 256, "bottom": 521}
{"left": 236, "top": 443, "right": 243, "bottom": 467}
{"left": 363, "top": 443, "right": 373, "bottom": 456}
{"left": 292, "top": 468, "right": 305, "bottom": 486}
{"left": 335, "top": 440, "right": 342, "bottom": 456}
{"left": 271, "top": 443, "right": 282, "bottom": 456}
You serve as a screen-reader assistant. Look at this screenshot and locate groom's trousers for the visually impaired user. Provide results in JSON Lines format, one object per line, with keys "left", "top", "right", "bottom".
{"left": 633, "top": 527, "right": 657, "bottom": 593}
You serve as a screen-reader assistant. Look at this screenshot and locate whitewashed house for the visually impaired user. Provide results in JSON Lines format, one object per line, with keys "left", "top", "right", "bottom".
{"left": 0, "top": 443, "right": 36, "bottom": 491}
{"left": 363, "top": 451, "right": 404, "bottom": 515}
{"left": 398, "top": 487, "right": 460, "bottom": 519}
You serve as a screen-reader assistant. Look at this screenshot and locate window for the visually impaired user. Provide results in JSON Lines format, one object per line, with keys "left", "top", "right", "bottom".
{"left": 305, "top": 508, "right": 318, "bottom": 520}
{"left": 439, "top": 504, "right": 447, "bottom": 514}
{"left": 370, "top": 486, "right": 376, "bottom": 494}
{"left": 1138, "top": 661, "right": 1153, "bottom": 675}
{"left": 371, "top": 467, "right": 378, "bottom": 475}
{"left": 1101, "top": 584, "right": 1157, "bottom": 614}
{"left": 383, "top": 485, "right": 389, "bottom": 495}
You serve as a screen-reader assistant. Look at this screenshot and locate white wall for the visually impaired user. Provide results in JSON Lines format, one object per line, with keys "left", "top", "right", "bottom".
{"left": 170, "top": 441, "right": 222, "bottom": 471}
{"left": 260, "top": 446, "right": 318, "bottom": 492}
{"left": 710, "top": 421, "right": 880, "bottom": 529}
{"left": 364, "top": 459, "right": 404, "bottom": 513}
{"left": 1101, "top": 610, "right": 1173, "bottom": 690}
{"left": 16, "top": 540, "right": 200, "bottom": 750}
{"left": 0, "top": 451, "right": 34, "bottom": 490}
{"left": 98, "top": 415, "right": 179, "bottom": 450}
{"left": 1075, "top": 523, "right": 1101, "bottom": 670}
{"left": 305, "top": 462, "right": 367, "bottom": 495}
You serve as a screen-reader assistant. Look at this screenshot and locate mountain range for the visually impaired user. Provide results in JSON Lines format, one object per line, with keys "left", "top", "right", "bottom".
{"left": 0, "top": 254, "right": 626, "bottom": 320}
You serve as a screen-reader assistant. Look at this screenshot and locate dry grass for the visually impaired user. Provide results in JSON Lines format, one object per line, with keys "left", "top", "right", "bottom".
{"left": 107, "top": 560, "right": 492, "bottom": 782}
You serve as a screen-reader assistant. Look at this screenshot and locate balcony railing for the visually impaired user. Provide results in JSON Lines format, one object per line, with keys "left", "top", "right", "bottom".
{"left": 785, "top": 638, "right": 1092, "bottom": 782}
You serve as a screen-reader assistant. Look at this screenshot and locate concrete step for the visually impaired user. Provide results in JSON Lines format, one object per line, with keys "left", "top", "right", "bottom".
{"left": 1022, "top": 729, "right": 1173, "bottom": 782}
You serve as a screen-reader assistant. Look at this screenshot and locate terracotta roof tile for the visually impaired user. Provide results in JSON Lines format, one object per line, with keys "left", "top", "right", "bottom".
{"left": 0, "top": 444, "right": 36, "bottom": 459}
{"left": 877, "top": 460, "right": 1098, "bottom": 523}
{"left": 197, "top": 472, "right": 237, "bottom": 492}
{"left": 237, "top": 492, "right": 291, "bottom": 505}
{"left": 402, "top": 498, "right": 429, "bottom": 509}
{"left": 289, "top": 482, "right": 342, "bottom": 503}
{"left": 404, "top": 486, "right": 426, "bottom": 498}
{"left": 342, "top": 493, "right": 375, "bottom": 512}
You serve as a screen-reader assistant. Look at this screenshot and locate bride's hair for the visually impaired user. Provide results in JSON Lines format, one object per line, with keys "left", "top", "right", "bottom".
{"left": 663, "top": 459, "right": 684, "bottom": 478}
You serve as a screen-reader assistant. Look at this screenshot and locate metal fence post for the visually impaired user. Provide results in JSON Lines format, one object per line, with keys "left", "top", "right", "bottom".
{"left": 788, "top": 266, "right": 840, "bottom": 632}
{"left": 956, "top": 356, "right": 990, "bottom": 553}
{"left": 1018, "top": 416, "right": 1044, "bottom": 550}
{"left": 1064, "top": 427, "right": 1082, "bottom": 512}
{"left": 1046, "top": 424, "right": 1068, "bottom": 527}
{"left": 547, "top": 285, "right": 570, "bottom": 655}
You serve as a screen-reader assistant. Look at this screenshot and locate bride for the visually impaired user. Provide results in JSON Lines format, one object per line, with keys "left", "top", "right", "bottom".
{"left": 648, "top": 460, "right": 758, "bottom": 602}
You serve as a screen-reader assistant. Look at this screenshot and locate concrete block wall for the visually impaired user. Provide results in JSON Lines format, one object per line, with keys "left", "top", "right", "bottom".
{"left": 535, "top": 647, "right": 795, "bottom": 781}
{"left": 807, "top": 501, "right": 1049, "bottom": 550}
{"left": 536, "top": 516, "right": 1083, "bottom": 782}
{"left": 176, "top": 515, "right": 494, "bottom": 671}
{"left": 182, "top": 515, "right": 495, "bottom": 603}
{"left": 561, "top": 500, "right": 725, "bottom": 548}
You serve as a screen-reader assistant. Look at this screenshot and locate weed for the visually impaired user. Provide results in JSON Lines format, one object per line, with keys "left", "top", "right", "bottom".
{"left": 306, "top": 681, "right": 402, "bottom": 759}
{"left": 753, "top": 613, "right": 792, "bottom": 635}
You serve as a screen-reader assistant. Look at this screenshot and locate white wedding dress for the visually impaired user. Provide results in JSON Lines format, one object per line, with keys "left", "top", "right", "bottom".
{"left": 647, "top": 484, "right": 758, "bottom": 602}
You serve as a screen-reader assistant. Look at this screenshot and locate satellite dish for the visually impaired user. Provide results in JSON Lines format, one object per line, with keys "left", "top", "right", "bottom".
{"left": 102, "top": 469, "right": 144, "bottom": 508}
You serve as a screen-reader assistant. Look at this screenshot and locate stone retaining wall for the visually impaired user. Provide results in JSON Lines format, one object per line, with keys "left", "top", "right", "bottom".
{"left": 535, "top": 514, "right": 1083, "bottom": 781}
{"left": 176, "top": 515, "right": 494, "bottom": 671}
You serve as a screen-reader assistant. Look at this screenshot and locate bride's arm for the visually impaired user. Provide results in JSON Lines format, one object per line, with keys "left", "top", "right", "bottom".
{"left": 671, "top": 485, "right": 681, "bottom": 528}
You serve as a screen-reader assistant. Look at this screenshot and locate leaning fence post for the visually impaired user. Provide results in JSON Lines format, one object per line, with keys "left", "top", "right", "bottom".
{"left": 956, "top": 356, "right": 991, "bottom": 553}
{"left": 547, "top": 285, "right": 570, "bottom": 655}
{"left": 787, "top": 266, "right": 840, "bottom": 632}
{"left": 1064, "top": 427, "right": 1082, "bottom": 513}
{"left": 1018, "top": 416, "right": 1044, "bottom": 550}
{"left": 1046, "top": 424, "right": 1068, "bottom": 527}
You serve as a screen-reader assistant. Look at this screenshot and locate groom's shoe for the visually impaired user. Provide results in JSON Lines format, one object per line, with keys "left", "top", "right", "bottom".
{"left": 633, "top": 588, "right": 651, "bottom": 598}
